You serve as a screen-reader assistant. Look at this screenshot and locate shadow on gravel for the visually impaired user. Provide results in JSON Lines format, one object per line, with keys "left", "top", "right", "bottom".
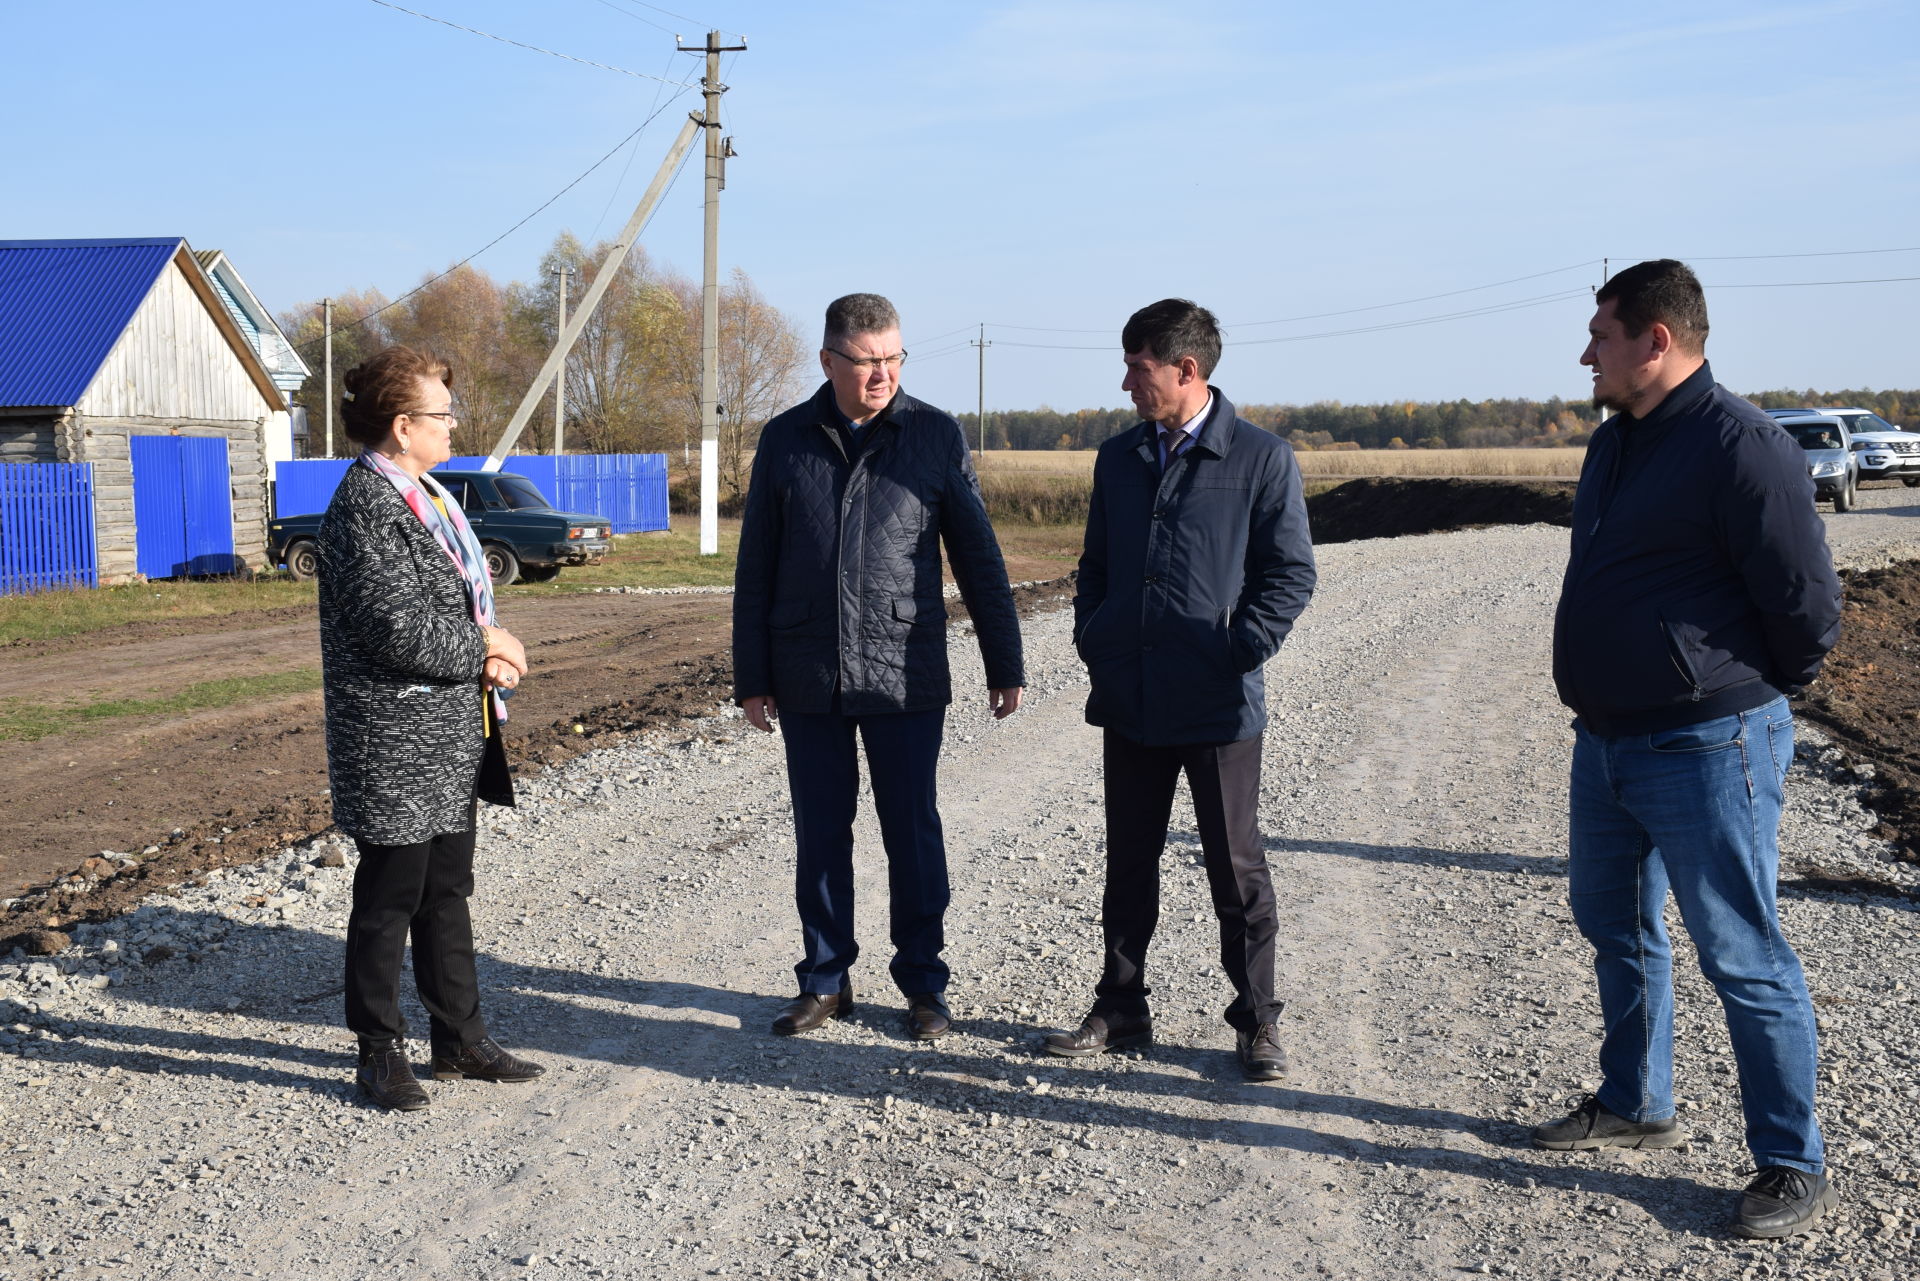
{"left": 31, "top": 908, "right": 1735, "bottom": 1234}
{"left": 1252, "top": 833, "right": 1566, "bottom": 877}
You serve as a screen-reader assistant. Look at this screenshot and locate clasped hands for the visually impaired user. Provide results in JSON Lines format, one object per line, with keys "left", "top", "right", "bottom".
{"left": 481, "top": 625, "right": 529, "bottom": 692}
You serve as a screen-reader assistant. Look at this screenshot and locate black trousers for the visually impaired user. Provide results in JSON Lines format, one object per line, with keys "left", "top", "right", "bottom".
{"left": 1095, "top": 729, "right": 1281, "bottom": 1033}
{"left": 344, "top": 818, "right": 488, "bottom": 1049}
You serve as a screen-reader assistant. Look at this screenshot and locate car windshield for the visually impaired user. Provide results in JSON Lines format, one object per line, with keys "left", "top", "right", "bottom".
{"left": 1786, "top": 424, "right": 1843, "bottom": 451}
{"left": 495, "top": 476, "right": 552, "bottom": 510}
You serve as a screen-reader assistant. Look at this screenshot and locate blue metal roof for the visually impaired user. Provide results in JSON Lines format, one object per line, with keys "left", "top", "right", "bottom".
{"left": 0, "top": 238, "right": 183, "bottom": 409}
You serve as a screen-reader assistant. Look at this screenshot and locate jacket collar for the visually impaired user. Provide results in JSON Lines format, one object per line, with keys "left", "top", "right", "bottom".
{"left": 1132, "top": 386, "right": 1239, "bottom": 461}
{"left": 1623, "top": 361, "right": 1715, "bottom": 432}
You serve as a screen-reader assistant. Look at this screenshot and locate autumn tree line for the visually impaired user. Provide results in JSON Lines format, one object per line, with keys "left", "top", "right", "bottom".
{"left": 282, "top": 240, "right": 1914, "bottom": 491}
{"left": 959, "top": 389, "right": 1916, "bottom": 454}
{"left": 279, "top": 232, "right": 809, "bottom": 496}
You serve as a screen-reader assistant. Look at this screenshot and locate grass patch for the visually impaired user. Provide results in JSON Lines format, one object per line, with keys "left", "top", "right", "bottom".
{"left": 502, "top": 520, "right": 745, "bottom": 594}
{"left": 0, "top": 578, "right": 318, "bottom": 646}
{"left": 0, "top": 668, "right": 322, "bottom": 742}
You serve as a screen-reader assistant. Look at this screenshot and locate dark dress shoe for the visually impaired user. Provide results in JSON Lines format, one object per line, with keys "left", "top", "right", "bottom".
{"left": 772, "top": 990, "right": 853, "bottom": 1036}
{"left": 1043, "top": 1012, "right": 1152, "bottom": 1058}
{"left": 906, "top": 993, "right": 952, "bottom": 1041}
{"left": 357, "top": 1038, "right": 429, "bottom": 1111}
{"left": 1237, "top": 1022, "right": 1288, "bottom": 1081}
{"left": 430, "top": 1037, "right": 546, "bottom": 1083}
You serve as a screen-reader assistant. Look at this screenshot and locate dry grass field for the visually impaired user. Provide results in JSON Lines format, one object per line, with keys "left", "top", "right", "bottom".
{"left": 976, "top": 446, "right": 1585, "bottom": 479}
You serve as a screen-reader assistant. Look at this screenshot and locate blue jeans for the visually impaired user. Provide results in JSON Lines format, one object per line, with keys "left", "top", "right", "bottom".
{"left": 1568, "top": 696, "right": 1823, "bottom": 1173}
{"left": 778, "top": 701, "right": 950, "bottom": 998}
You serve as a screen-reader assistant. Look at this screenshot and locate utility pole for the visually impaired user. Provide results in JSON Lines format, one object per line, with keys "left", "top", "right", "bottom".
{"left": 551, "top": 267, "right": 570, "bottom": 455}
{"left": 971, "top": 324, "right": 992, "bottom": 455}
{"left": 681, "top": 29, "right": 746, "bottom": 555}
{"left": 486, "top": 113, "right": 703, "bottom": 468}
{"left": 322, "top": 298, "right": 334, "bottom": 459}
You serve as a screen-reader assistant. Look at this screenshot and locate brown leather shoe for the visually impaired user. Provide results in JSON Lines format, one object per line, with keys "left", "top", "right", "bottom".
{"left": 357, "top": 1038, "right": 429, "bottom": 1111}
{"left": 772, "top": 989, "right": 853, "bottom": 1036}
{"left": 1043, "top": 1012, "right": 1152, "bottom": 1058}
{"left": 1237, "top": 1022, "right": 1287, "bottom": 1081}
{"left": 430, "top": 1037, "right": 545, "bottom": 1083}
{"left": 906, "top": 993, "right": 952, "bottom": 1041}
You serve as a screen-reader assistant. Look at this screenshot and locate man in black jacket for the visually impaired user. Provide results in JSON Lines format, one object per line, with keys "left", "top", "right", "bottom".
{"left": 1538, "top": 260, "right": 1842, "bottom": 1239}
{"left": 1044, "top": 299, "right": 1315, "bottom": 1080}
{"left": 733, "top": 293, "right": 1024, "bottom": 1042}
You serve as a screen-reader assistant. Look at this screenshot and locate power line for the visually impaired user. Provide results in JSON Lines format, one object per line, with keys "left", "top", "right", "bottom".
{"left": 292, "top": 104, "right": 694, "bottom": 356}
{"left": 1710, "top": 275, "right": 1920, "bottom": 288}
{"left": 907, "top": 325, "right": 977, "bottom": 348}
{"left": 365, "top": 0, "right": 696, "bottom": 86}
{"left": 1231, "top": 260, "right": 1602, "bottom": 328}
{"left": 1669, "top": 246, "right": 1920, "bottom": 262}
{"left": 587, "top": 0, "right": 747, "bottom": 41}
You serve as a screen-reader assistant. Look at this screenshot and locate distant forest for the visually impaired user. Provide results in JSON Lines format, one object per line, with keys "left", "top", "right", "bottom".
{"left": 957, "top": 389, "right": 1916, "bottom": 451}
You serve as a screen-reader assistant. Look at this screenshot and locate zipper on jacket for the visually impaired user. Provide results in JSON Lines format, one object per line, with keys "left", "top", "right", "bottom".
{"left": 1658, "top": 618, "right": 1704, "bottom": 701}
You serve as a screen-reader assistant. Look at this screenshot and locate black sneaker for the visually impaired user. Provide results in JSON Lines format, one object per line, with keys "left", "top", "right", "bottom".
{"left": 1734, "top": 1166, "right": 1838, "bottom": 1239}
{"left": 1530, "top": 1094, "right": 1684, "bottom": 1151}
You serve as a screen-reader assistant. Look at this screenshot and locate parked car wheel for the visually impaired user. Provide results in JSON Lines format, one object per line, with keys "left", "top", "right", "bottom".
{"left": 285, "top": 539, "right": 320, "bottom": 581}
{"left": 483, "top": 543, "right": 520, "bottom": 587}
{"left": 1834, "top": 476, "right": 1856, "bottom": 512}
{"left": 1906, "top": 478, "right": 1920, "bottom": 488}
{"left": 517, "top": 564, "right": 561, "bottom": 583}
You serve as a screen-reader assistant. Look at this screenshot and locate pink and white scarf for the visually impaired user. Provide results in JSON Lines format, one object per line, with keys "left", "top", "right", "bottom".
{"left": 357, "top": 449, "right": 507, "bottom": 722}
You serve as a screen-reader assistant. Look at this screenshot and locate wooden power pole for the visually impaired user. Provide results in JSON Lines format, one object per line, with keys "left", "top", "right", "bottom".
{"left": 971, "top": 324, "right": 992, "bottom": 454}
{"left": 681, "top": 30, "right": 745, "bottom": 555}
{"left": 485, "top": 113, "right": 703, "bottom": 468}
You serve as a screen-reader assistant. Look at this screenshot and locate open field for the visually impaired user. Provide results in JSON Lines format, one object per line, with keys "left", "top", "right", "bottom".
{"left": 978, "top": 446, "right": 1587, "bottom": 479}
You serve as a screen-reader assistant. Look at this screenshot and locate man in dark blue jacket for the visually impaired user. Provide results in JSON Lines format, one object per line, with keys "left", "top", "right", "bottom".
{"left": 733, "top": 293, "right": 1024, "bottom": 1043}
{"left": 1044, "top": 299, "right": 1315, "bottom": 1080}
{"left": 1538, "top": 260, "right": 1843, "bottom": 1239}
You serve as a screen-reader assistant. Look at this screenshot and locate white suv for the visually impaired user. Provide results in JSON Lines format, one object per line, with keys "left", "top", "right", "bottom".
{"left": 1766, "top": 407, "right": 1920, "bottom": 485}
{"left": 1771, "top": 412, "right": 1859, "bottom": 512}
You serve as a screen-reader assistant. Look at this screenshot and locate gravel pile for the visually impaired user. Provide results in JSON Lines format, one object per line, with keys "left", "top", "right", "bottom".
{"left": 3, "top": 506, "right": 1918, "bottom": 1280}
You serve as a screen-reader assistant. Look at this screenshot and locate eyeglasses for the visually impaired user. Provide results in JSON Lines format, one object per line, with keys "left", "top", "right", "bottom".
{"left": 403, "top": 409, "right": 459, "bottom": 422}
{"left": 826, "top": 347, "right": 907, "bottom": 372}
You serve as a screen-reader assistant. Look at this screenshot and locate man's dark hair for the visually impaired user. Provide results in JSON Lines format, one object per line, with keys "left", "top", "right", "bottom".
{"left": 1595, "top": 259, "right": 1709, "bottom": 353}
{"left": 823, "top": 293, "right": 900, "bottom": 348}
{"left": 1122, "top": 298, "right": 1221, "bottom": 377}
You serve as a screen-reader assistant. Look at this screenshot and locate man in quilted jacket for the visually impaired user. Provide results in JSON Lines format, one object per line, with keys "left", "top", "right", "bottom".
{"left": 733, "top": 293, "right": 1025, "bottom": 1042}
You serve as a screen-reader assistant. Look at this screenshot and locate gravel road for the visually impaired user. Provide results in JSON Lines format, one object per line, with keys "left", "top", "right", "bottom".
{"left": 4, "top": 490, "right": 1920, "bottom": 1281}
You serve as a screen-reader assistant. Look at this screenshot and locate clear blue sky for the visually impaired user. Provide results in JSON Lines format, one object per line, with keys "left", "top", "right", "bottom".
{"left": 8, "top": 0, "right": 1917, "bottom": 417}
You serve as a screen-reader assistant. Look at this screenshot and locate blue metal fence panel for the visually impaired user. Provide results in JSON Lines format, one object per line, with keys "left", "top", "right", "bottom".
{"left": 272, "top": 459, "right": 353, "bottom": 517}
{"left": 554, "top": 453, "right": 670, "bottom": 533}
{"left": 273, "top": 454, "right": 670, "bottom": 534}
{"left": 131, "top": 436, "right": 237, "bottom": 579}
{"left": 0, "top": 462, "right": 97, "bottom": 594}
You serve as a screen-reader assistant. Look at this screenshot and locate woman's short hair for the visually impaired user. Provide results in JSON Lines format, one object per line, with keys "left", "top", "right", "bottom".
{"left": 340, "top": 345, "right": 454, "bottom": 447}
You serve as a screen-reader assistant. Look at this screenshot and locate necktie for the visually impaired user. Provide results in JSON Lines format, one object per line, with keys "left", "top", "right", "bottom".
{"left": 1161, "top": 428, "right": 1188, "bottom": 470}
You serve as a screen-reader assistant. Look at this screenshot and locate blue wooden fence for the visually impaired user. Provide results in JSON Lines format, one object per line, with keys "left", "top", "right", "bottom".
{"left": 0, "top": 462, "right": 98, "bottom": 594}
{"left": 274, "top": 455, "right": 671, "bottom": 534}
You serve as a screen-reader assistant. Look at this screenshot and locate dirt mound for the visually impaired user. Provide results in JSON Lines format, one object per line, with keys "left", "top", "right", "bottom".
{"left": 1796, "top": 559, "right": 1920, "bottom": 878}
{"left": 1308, "top": 477, "right": 1575, "bottom": 545}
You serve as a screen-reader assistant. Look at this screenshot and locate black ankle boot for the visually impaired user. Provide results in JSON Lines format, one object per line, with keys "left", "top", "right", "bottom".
{"left": 356, "top": 1037, "right": 429, "bottom": 1112}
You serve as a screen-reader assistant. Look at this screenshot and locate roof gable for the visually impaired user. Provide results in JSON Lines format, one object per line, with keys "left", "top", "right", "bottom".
{"left": 0, "top": 238, "right": 181, "bottom": 409}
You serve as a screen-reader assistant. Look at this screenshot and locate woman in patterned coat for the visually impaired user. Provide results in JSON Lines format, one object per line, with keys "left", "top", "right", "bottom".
{"left": 318, "top": 344, "right": 544, "bottom": 1111}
